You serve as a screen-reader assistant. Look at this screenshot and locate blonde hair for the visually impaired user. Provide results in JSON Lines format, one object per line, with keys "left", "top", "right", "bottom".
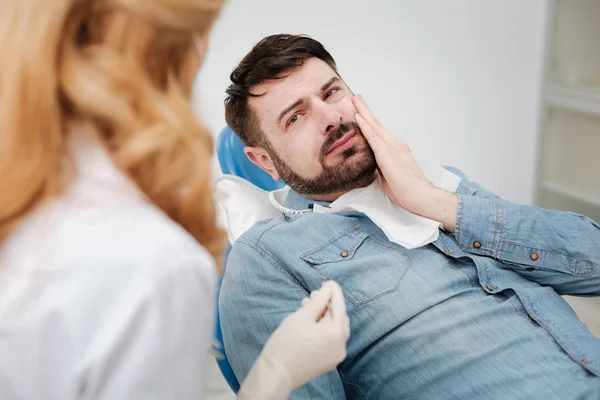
{"left": 0, "top": 0, "right": 226, "bottom": 268}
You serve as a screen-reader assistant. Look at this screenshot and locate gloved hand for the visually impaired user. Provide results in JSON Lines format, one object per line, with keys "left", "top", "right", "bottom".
{"left": 237, "top": 281, "right": 350, "bottom": 399}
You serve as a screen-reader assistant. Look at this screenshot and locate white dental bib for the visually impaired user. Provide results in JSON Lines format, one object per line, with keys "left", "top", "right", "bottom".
{"left": 214, "top": 167, "right": 461, "bottom": 249}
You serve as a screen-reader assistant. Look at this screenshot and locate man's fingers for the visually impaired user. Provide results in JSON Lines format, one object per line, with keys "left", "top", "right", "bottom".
{"left": 353, "top": 95, "right": 395, "bottom": 149}
{"left": 352, "top": 94, "right": 379, "bottom": 127}
{"left": 355, "top": 113, "right": 381, "bottom": 148}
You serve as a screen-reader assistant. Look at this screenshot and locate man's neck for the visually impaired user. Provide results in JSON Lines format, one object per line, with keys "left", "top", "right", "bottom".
{"left": 307, "top": 191, "right": 347, "bottom": 203}
{"left": 302, "top": 173, "right": 378, "bottom": 203}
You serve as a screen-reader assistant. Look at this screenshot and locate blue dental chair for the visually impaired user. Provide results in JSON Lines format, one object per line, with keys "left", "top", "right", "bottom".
{"left": 211, "top": 126, "right": 285, "bottom": 393}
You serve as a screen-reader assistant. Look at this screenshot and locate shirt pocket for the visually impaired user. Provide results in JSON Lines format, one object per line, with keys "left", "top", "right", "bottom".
{"left": 300, "top": 225, "right": 412, "bottom": 305}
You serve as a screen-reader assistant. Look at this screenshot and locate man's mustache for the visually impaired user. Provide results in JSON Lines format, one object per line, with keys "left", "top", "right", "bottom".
{"left": 320, "top": 122, "right": 362, "bottom": 157}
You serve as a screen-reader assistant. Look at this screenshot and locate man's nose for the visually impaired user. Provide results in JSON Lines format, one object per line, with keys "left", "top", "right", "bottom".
{"left": 317, "top": 103, "right": 343, "bottom": 136}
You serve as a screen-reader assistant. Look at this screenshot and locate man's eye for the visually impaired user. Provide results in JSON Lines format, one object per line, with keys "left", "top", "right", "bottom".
{"left": 288, "top": 113, "right": 300, "bottom": 126}
{"left": 325, "top": 88, "right": 339, "bottom": 99}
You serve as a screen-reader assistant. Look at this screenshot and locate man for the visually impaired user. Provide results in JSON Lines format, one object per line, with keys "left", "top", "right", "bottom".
{"left": 219, "top": 34, "right": 600, "bottom": 399}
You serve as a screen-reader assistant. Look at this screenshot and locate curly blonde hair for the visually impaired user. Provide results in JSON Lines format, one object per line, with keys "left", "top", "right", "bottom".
{"left": 0, "top": 0, "right": 226, "bottom": 268}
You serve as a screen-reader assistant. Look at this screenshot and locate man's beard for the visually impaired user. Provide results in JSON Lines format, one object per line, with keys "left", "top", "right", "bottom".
{"left": 265, "top": 122, "right": 378, "bottom": 196}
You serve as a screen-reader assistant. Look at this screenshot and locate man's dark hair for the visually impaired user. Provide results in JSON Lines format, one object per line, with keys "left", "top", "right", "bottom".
{"left": 224, "top": 34, "right": 338, "bottom": 147}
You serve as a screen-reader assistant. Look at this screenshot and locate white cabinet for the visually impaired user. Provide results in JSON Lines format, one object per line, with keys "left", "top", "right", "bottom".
{"left": 535, "top": 0, "right": 600, "bottom": 337}
{"left": 535, "top": 0, "right": 600, "bottom": 222}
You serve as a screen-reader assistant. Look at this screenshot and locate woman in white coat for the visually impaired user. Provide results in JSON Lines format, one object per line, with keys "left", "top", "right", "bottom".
{"left": 0, "top": 0, "right": 349, "bottom": 399}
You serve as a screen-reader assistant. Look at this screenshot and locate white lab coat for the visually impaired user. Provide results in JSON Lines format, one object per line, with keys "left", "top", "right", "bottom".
{"left": 0, "top": 123, "right": 217, "bottom": 399}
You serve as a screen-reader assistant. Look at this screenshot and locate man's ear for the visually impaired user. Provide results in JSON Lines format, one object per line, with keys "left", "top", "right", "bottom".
{"left": 244, "top": 146, "right": 281, "bottom": 181}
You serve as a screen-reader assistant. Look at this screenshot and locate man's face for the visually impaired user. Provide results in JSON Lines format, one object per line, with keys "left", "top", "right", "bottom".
{"left": 245, "top": 58, "right": 377, "bottom": 199}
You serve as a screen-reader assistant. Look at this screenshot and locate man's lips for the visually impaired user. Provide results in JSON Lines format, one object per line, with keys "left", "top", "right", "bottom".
{"left": 326, "top": 131, "right": 356, "bottom": 155}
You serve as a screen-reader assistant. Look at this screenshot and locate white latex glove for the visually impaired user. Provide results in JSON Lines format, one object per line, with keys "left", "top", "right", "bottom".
{"left": 237, "top": 281, "right": 350, "bottom": 399}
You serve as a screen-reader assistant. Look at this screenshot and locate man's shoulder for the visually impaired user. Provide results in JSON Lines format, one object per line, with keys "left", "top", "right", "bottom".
{"left": 234, "top": 212, "right": 357, "bottom": 257}
{"left": 235, "top": 214, "right": 287, "bottom": 244}
{"left": 221, "top": 215, "right": 318, "bottom": 303}
{"left": 227, "top": 215, "right": 294, "bottom": 271}
{"left": 228, "top": 213, "right": 358, "bottom": 275}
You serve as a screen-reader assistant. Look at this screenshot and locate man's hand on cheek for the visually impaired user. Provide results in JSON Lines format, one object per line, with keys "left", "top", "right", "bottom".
{"left": 352, "top": 94, "right": 458, "bottom": 232}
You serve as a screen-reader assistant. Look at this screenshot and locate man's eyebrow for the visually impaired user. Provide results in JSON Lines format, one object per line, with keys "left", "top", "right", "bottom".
{"left": 277, "top": 98, "right": 304, "bottom": 125}
{"left": 321, "top": 76, "right": 339, "bottom": 92}
{"left": 276, "top": 77, "right": 341, "bottom": 125}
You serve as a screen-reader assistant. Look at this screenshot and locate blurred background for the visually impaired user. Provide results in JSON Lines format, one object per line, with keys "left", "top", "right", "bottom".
{"left": 195, "top": 1, "right": 600, "bottom": 398}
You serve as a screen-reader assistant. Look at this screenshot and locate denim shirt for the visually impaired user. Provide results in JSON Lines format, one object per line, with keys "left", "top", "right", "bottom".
{"left": 220, "top": 168, "right": 600, "bottom": 399}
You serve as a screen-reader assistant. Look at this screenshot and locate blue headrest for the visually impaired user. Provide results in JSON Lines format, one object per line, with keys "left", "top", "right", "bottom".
{"left": 214, "top": 127, "right": 283, "bottom": 393}
{"left": 216, "top": 126, "right": 285, "bottom": 191}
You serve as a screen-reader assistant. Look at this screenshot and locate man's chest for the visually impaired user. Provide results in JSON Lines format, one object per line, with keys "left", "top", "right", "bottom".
{"left": 271, "top": 214, "right": 479, "bottom": 308}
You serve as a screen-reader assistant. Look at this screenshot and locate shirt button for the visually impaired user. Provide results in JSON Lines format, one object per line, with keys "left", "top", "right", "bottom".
{"left": 486, "top": 285, "right": 494, "bottom": 291}
{"left": 530, "top": 253, "right": 539, "bottom": 261}
{"left": 340, "top": 251, "right": 349, "bottom": 258}
{"left": 473, "top": 241, "right": 482, "bottom": 249}
{"left": 445, "top": 250, "right": 452, "bottom": 255}
{"left": 582, "top": 359, "right": 591, "bottom": 365}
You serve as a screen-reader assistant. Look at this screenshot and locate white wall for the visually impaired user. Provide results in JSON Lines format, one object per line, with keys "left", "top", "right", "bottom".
{"left": 195, "top": 0, "right": 548, "bottom": 204}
